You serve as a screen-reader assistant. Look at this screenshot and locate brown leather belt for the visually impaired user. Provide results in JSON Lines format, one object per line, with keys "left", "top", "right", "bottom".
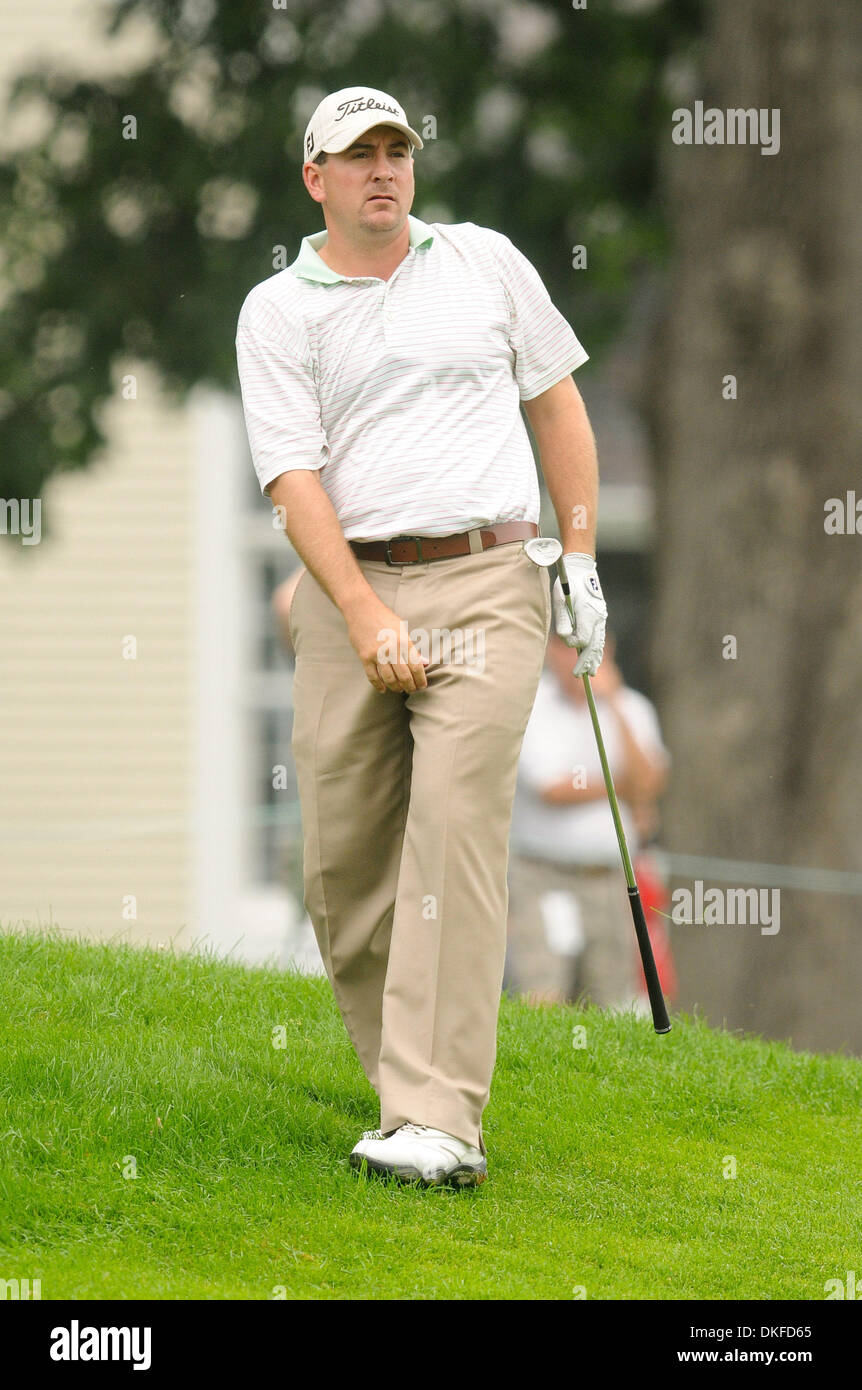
{"left": 519, "top": 855, "right": 616, "bottom": 877}
{"left": 349, "top": 520, "right": 538, "bottom": 566}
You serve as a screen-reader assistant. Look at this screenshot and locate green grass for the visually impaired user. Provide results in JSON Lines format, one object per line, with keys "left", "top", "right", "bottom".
{"left": 0, "top": 927, "right": 859, "bottom": 1300}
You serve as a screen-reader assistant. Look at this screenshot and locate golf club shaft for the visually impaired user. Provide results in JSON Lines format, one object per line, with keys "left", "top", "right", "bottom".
{"left": 556, "top": 564, "right": 671, "bottom": 1034}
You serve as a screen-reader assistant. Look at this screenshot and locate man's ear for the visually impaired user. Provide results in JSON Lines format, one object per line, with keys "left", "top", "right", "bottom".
{"left": 302, "top": 163, "right": 326, "bottom": 204}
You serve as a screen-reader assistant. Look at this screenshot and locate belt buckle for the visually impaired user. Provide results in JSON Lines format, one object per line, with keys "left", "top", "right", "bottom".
{"left": 384, "top": 534, "right": 424, "bottom": 566}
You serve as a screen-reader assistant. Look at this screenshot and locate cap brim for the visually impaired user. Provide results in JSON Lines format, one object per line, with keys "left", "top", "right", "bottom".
{"left": 321, "top": 119, "right": 423, "bottom": 155}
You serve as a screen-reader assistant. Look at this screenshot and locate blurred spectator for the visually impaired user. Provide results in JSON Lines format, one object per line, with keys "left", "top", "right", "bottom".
{"left": 272, "top": 567, "right": 307, "bottom": 658}
{"left": 507, "top": 631, "right": 670, "bottom": 1009}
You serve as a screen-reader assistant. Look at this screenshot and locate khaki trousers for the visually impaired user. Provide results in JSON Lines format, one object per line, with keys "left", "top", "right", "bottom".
{"left": 507, "top": 854, "right": 640, "bottom": 1008}
{"left": 288, "top": 539, "right": 551, "bottom": 1154}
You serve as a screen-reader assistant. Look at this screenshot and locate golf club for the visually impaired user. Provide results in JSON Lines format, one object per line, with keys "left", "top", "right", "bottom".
{"left": 525, "top": 536, "right": 672, "bottom": 1034}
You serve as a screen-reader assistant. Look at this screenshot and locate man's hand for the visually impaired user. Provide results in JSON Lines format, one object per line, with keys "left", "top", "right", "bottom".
{"left": 265, "top": 472, "right": 430, "bottom": 694}
{"left": 588, "top": 649, "right": 622, "bottom": 699}
{"left": 344, "top": 592, "right": 429, "bottom": 694}
{"left": 551, "top": 552, "right": 607, "bottom": 676}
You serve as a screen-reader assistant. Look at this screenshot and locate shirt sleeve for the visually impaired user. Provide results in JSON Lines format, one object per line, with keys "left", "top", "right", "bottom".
{"left": 517, "top": 680, "right": 565, "bottom": 791}
{"left": 618, "top": 690, "right": 671, "bottom": 768}
{"left": 487, "top": 230, "right": 589, "bottom": 401}
{"left": 235, "top": 294, "right": 329, "bottom": 497}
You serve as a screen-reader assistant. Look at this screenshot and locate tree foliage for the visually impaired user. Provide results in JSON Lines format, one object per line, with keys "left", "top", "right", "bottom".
{"left": 0, "top": 0, "right": 703, "bottom": 502}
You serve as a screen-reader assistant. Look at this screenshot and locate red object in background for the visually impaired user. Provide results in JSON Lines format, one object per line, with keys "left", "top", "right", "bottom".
{"left": 633, "top": 852, "right": 678, "bottom": 1001}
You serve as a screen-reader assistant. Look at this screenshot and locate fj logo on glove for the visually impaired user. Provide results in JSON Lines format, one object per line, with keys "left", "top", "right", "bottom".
{"left": 587, "top": 574, "right": 602, "bottom": 597}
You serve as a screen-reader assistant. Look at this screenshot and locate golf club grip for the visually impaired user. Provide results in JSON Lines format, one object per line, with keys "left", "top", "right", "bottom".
{"left": 628, "top": 886, "right": 671, "bottom": 1033}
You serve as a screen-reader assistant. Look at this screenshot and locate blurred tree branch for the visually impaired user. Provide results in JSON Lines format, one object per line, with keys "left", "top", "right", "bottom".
{"left": 0, "top": 0, "right": 704, "bottom": 504}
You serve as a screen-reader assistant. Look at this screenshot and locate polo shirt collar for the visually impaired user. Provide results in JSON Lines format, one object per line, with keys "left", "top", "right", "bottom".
{"left": 290, "top": 215, "right": 435, "bottom": 284}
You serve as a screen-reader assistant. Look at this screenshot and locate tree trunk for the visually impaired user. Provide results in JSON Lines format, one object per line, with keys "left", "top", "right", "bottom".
{"left": 646, "top": 0, "right": 862, "bottom": 1052}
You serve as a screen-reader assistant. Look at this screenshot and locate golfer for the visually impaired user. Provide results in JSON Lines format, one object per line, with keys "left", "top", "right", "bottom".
{"left": 235, "top": 86, "right": 608, "bottom": 1187}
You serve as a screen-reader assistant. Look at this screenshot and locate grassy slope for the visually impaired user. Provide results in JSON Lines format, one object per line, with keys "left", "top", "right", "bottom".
{"left": 0, "top": 928, "right": 858, "bottom": 1301}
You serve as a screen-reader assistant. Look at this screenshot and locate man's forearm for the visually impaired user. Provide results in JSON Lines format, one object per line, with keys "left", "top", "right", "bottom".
{"left": 267, "top": 469, "right": 374, "bottom": 617}
{"left": 267, "top": 469, "right": 429, "bottom": 695}
{"left": 607, "top": 695, "right": 669, "bottom": 802}
{"left": 524, "top": 378, "right": 598, "bottom": 556}
{"left": 539, "top": 776, "right": 607, "bottom": 806}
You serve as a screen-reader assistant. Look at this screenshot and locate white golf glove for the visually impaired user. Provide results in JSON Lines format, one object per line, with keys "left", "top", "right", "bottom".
{"left": 551, "top": 552, "right": 607, "bottom": 676}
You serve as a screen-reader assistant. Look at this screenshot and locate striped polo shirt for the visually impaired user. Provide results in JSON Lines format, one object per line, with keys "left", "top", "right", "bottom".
{"left": 235, "top": 215, "right": 589, "bottom": 540}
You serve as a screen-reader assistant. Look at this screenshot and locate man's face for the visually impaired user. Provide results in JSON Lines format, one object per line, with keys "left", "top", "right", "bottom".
{"left": 303, "top": 124, "right": 415, "bottom": 238}
{"left": 547, "top": 631, "right": 617, "bottom": 700}
{"left": 547, "top": 634, "right": 585, "bottom": 701}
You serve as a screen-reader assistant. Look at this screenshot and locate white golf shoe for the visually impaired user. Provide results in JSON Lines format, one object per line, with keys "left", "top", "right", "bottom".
{"left": 347, "top": 1127, "right": 391, "bottom": 1157}
{"left": 349, "top": 1122, "right": 487, "bottom": 1186}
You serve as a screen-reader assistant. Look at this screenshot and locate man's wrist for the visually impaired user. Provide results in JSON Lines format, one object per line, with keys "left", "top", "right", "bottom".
{"left": 559, "top": 526, "right": 596, "bottom": 556}
{"left": 336, "top": 578, "right": 378, "bottom": 620}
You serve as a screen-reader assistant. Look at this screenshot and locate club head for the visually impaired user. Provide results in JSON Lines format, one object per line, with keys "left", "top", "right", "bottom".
{"left": 524, "top": 536, "right": 563, "bottom": 567}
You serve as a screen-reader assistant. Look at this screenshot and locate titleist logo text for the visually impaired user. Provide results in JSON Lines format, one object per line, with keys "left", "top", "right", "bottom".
{"left": 335, "top": 97, "right": 399, "bottom": 123}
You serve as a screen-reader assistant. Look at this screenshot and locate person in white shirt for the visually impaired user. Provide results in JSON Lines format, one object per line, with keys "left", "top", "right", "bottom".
{"left": 235, "top": 85, "right": 607, "bottom": 1187}
{"left": 508, "top": 631, "right": 670, "bottom": 1008}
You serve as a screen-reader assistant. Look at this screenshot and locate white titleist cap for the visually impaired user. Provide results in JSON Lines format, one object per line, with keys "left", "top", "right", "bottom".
{"left": 303, "top": 86, "right": 423, "bottom": 164}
